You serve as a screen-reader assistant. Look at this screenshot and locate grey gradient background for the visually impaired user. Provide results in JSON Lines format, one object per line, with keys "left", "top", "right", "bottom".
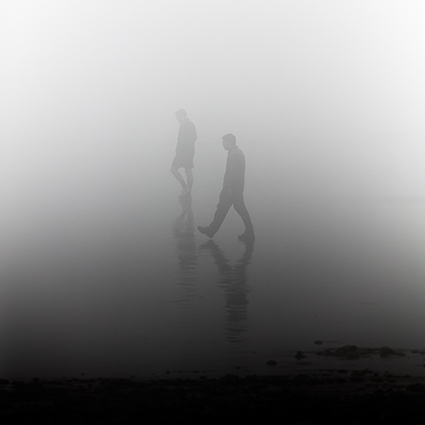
{"left": 1, "top": 0, "right": 425, "bottom": 378}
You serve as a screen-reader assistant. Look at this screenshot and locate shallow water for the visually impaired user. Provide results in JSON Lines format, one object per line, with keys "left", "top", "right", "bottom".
{"left": 1, "top": 144, "right": 425, "bottom": 380}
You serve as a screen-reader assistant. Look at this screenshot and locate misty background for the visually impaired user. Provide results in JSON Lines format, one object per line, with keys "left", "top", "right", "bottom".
{"left": 1, "top": 1, "right": 425, "bottom": 378}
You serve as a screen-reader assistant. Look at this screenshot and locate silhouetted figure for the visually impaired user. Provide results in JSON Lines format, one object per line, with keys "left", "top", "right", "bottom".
{"left": 171, "top": 109, "right": 197, "bottom": 198}
{"left": 198, "top": 134, "right": 254, "bottom": 240}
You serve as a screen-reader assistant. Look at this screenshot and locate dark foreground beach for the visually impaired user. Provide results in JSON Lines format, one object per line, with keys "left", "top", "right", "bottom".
{"left": 3, "top": 347, "right": 425, "bottom": 424}
{"left": 2, "top": 373, "right": 425, "bottom": 424}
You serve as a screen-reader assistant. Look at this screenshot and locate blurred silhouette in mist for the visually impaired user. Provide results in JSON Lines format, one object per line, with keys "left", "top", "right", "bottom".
{"left": 170, "top": 109, "right": 197, "bottom": 198}
{"left": 172, "top": 195, "right": 198, "bottom": 307}
{"left": 198, "top": 134, "right": 254, "bottom": 240}
{"left": 199, "top": 238, "right": 254, "bottom": 342}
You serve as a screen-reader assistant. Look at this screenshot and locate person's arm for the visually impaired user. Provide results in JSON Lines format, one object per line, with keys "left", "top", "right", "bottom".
{"left": 223, "top": 152, "right": 243, "bottom": 194}
{"left": 178, "top": 121, "right": 196, "bottom": 144}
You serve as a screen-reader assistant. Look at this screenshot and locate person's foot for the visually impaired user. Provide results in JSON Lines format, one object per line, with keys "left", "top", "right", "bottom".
{"left": 197, "top": 226, "right": 214, "bottom": 238}
{"left": 238, "top": 230, "right": 255, "bottom": 241}
{"left": 179, "top": 186, "right": 191, "bottom": 198}
{"left": 198, "top": 239, "right": 218, "bottom": 251}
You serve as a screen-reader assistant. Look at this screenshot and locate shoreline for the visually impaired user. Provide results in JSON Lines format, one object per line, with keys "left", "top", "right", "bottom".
{"left": 3, "top": 346, "right": 425, "bottom": 423}
{"left": 4, "top": 343, "right": 425, "bottom": 381}
{"left": 2, "top": 370, "right": 425, "bottom": 423}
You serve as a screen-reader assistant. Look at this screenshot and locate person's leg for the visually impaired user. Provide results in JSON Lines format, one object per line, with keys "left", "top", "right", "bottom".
{"left": 171, "top": 166, "right": 187, "bottom": 189}
{"left": 233, "top": 193, "right": 254, "bottom": 234}
{"left": 184, "top": 168, "right": 193, "bottom": 189}
{"left": 207, "top": 190, "right": 233, "bottom": 235}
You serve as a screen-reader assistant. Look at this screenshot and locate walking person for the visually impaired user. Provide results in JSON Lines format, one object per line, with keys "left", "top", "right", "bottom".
{"left": 171, "top": 109, "right": 197, "bottom": 197}
{"left": 198, "top": 133, "right": 254, "bottom": 240}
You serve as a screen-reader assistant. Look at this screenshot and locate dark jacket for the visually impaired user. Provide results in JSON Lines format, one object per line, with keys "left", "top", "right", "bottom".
{"left": 176, "top": 118, "right": 197, "bottom": 154}
{"left": 223, "top": 146, "right": 245, "bottom": 192}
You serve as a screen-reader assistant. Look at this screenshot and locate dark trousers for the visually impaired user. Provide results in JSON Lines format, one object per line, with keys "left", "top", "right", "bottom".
{"left": 208, "top": 189, "right": 253, "bottom": 235}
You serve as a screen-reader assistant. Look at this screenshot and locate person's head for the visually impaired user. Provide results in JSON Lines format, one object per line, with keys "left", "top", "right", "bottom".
{"left": 175, "top": 109, "right": 187, "bottom": 123}
{"left": 222, "top": 133, "right": 236, "bottom": 150}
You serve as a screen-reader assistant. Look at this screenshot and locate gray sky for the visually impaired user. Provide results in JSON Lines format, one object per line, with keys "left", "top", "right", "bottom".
{"left": 1, "top": 0, "right": 425, "bottom": 228}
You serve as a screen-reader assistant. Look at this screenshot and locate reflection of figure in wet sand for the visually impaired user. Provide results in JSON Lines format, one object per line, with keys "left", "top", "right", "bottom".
{"left": 172, "top": 195, "right": 198, "bottom": 304}
{"left": 199, "top": 238, "right": 254, "bottom": 342}
{"left": 171, "top": 109, "right": 197, "bottom": 198}
{"left": 198, "top": 134, "right": 254, "bottom": 240}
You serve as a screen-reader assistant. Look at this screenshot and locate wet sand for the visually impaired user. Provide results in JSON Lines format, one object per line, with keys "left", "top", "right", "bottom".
{"left": 3, "top": 346, "right": 425, "bottom": 424}
{"left": 2, "top": 372, "right": 425, "bottom": 424}
{"left": 3, "top": 185, "right": 425, "bottom": 423}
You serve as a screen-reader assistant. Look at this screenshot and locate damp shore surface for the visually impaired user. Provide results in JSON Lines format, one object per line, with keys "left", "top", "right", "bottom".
{"left": 2, "top": 173, "right": 425, "bottom": 423}
{"left": 2, "top": 368, "right": 425, "bottom": 424}
{"left": 3, "top": 345, "right": 425, "bottom": 423}
{"left": 2, "top": 153, "right": 425, "bottom": 424}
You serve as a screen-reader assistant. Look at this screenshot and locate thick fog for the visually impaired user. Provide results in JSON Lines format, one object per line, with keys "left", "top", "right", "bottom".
{"left": 1, "top": 1, "right": 425, "bottom": 378}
